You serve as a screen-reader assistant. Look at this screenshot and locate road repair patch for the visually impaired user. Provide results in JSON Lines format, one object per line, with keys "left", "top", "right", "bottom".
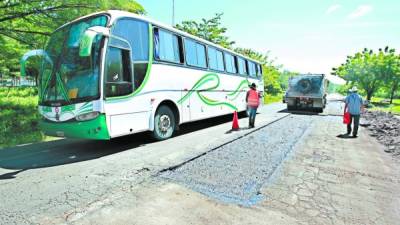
{"left": 160, "top": 115, "right": 313, "bottom": 206}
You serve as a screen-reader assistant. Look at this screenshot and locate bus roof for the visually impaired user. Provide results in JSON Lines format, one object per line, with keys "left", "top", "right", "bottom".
{"left": 57, "top": 10, "right": 263, "bottom": 65}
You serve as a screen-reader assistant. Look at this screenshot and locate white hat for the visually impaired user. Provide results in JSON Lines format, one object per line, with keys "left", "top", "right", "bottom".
{"left": 349, "top": 86, "right": 358, "bottom": 92}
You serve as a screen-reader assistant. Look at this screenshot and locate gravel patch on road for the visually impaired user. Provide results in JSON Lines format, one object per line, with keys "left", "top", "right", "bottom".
{"left": 362, "top": 111, "right": 400, "bottom": 156}
{"left": 160, "top": 115, "right": 313, "bottom": 206}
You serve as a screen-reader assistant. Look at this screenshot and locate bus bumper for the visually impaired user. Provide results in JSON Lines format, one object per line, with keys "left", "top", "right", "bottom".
{"left": 39, "top": 114, "right": 110, "bottom": 140}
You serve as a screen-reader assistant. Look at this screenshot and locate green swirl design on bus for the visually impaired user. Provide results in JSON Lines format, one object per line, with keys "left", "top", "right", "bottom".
{"left": 178, "top": 73, "right": 244, "bottom": 111}
{"left": 227, "top": 79, "right": 250, "bottom": 101}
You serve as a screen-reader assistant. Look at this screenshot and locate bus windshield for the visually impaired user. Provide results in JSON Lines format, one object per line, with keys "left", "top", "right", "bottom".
{"left": 40, "top": 15, "right": 108, "bottom": 106}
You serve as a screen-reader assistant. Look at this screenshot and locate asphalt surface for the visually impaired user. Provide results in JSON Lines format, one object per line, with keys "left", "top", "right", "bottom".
{"left": 0, "top": 103, "right": 288, "bottom": 224}
{"left": 60, "top": 99, "right": 400, "bottom": 225}
{"left": 161, "top": 114, "right": 313, "bottom": 206}
{"left": 0, "top": 100, "right": 354, "bottom": 224}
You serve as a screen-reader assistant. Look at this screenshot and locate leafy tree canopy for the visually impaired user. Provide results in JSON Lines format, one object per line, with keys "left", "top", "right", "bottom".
{"left": 176, "top": 13, "right": 300, "bottom": 95}
{"left": 0, "top": 0, "right": 145, "bottom": 47}
{"left": 175, "top": 13, "right": 235, "bottom": 49}
{"left": 0, "top": 0, "right": 144, "bottom": 78}
{"left": 333, "top": 47, "right": 400, "bottom": 102}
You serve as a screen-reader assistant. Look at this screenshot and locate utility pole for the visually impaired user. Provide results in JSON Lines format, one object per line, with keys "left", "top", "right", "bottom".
{"left": 172, "top": 0, "right": 175, "bottom": 26}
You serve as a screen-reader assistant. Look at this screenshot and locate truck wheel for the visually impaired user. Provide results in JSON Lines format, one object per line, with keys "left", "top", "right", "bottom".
{"left": 152, "top": 105, "right": 175, "bottom": 141}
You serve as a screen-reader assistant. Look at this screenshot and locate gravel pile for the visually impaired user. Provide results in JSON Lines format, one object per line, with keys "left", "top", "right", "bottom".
{"left": 160, "top": 115, "right": 312, "bottom": 206}
{"left": 362, "top": 111, "right": 400, "bottom": 155}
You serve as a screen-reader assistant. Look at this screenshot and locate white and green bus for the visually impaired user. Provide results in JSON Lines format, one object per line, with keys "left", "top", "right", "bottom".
{"left": 21, "top": 10, "right": 264, "bottom": 141}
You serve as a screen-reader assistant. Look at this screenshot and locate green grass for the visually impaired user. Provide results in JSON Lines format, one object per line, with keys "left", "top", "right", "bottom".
{"left": 369, "top": 97, "right": 400, "bottom": 115}
{"left": 264, "top": 94, "right": 283, "bottom": 105}
{"left": 0, "top": 87, "right": 46, "bottom": 149}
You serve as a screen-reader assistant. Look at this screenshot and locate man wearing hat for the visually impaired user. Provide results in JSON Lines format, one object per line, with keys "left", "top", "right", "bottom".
{"left": 246, "top": 83, "right": 261, "bottom": 128}
{"left": 344, "top": 86, "right": 364, "bottom": 137}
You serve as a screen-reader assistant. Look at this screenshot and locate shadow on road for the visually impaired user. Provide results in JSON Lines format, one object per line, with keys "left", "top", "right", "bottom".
{"left": 0, "top": 169, "right": 27, "bottom": 180}
{"left": 336, "top": 134, "right": 356, "bottom": 139}
{"left": 0, "top": 113, "right": 242, "bottom": 178}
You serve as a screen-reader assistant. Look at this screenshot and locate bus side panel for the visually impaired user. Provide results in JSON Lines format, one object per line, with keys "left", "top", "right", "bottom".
{"left": 149, "top": 64, "right": 202, "bottom": 123}
{"left": 149, "top": 64, "right": 252, "bottom": 122}
{"left": 104, "top": 95, "right": 152, "bottom": 138}
{"left": 221, "top": 74, "right": 249, "bottom": 114}
{"left": 109, "top": 112, "right": 150, "bottom": 137}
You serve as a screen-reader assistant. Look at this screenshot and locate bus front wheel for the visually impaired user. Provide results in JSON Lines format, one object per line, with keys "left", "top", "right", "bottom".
{"left": 152, "top": 105, "right": 176, "bottom": 141}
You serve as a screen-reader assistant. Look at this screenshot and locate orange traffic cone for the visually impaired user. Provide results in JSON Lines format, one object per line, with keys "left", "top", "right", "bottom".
{"left": 232, "top": 111, "right": 239, "bottom": 130}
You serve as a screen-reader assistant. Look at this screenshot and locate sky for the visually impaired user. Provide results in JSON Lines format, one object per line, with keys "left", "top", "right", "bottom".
{"left": 136, "top": 0, "right": 400, "bottom": 75}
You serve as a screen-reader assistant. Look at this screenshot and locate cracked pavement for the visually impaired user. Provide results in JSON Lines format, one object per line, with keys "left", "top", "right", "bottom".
{"left": 1, "top": 101, "right": 400, "bottom": 225}
{"left": 260, "top": 115, "right": 400, "bottom": 224}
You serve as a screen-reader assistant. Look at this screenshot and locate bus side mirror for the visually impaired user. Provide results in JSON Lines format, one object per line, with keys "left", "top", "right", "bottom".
{"left": 20, "top": 49, "right": 52, "bottom": 76}
{"left": 79, "top": 26, "right": 110, "bottom": 57}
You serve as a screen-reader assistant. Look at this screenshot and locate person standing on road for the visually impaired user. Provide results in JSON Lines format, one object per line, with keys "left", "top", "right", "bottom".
{"left": 246, "top": 83, "right": 261, "bottom": 128}
{"left": 344, "top": 86, "right": 364, "bottom": 137}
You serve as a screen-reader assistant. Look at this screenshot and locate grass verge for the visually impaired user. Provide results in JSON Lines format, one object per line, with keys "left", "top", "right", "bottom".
{"left": 264, "top": 94, "right": 283, "bottom": 105}
{"left": 0, "top": 87, "right": 45, "bottom": 149}
{"left": 369, "top": 97, "right": 400, "bottom": 115}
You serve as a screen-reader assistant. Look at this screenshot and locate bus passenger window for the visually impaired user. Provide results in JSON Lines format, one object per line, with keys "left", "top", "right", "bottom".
{"left": 224, "top": 53, "right": 237, "bottom": 74}
{"left": 105, "top": 47, "right": 133, "bottom": 97}
{"left": 185, "top": 39, "right": 207, "bottom": 68}
{"left": 154, "top": 29, "right": 182, "bottom": 63}
{"left": 237, "top": 57, "right": 247, "bottom": 75}
{"left": 208, "top": 47, "right": 225, "bottom": 71}
{"left": 248, "top": 61, "right": 257, "bottom": 78}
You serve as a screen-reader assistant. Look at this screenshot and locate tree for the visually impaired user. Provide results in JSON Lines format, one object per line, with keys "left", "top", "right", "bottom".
{"left": 176, "top": 13, "right": 299, "bottom": 96}
{"left": 332, "top": 47, "right": 399, "bottom": 101}
{"left": 381, "top": 48, "right": 400, "bottom": 104}
{"left": 234, "top": 48, "right": 270, "bottom": 65}
{"left": 0, "top": 36, "right": 25, "bottom": 83}
{"left": 175, "top": 13, "right": 235, "bottom": 49}
{"left": 0, "top": 0, "right": 144, "bottom": 82}
{"left": 390, "top": 57, "right": 400, "bottom": 103}
{"left": 278, "top": 70, "right": 299, "bottom": 91}
{"left": 0, "top": 0, "right": 145, "bottom": 47}
{"left": 262, "top": 65, "right": 283, "bottom": 95}
{"left": 234, "top": 48, "right": 286, "bottom": 95}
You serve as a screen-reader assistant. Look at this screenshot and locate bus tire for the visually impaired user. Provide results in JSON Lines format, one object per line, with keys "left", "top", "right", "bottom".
{"left": 152, "top": 105, "right": 176, "bottom": 141}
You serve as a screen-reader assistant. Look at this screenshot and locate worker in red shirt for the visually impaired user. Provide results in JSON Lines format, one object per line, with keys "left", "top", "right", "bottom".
{"left": 246, "top": 83, "right": 261, "bottom": 128}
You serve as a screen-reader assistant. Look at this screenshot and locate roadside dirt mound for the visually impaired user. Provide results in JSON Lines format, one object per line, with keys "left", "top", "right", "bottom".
{"left": 362, "top": 111, "right": 400, "bottom": 156}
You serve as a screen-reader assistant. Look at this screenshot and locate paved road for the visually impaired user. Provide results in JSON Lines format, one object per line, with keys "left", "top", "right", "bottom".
{"left": 1, "top": 100, "right": 399, "bottom": 225}
{"left": 72, "top": 101, "right": 400, "bottom": 225}
{"left": 0, "top": 103, "right": 287, "bottom": 224}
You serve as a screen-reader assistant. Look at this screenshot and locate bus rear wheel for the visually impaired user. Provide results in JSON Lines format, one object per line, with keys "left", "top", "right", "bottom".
{"left": 152, "top": 105, "right": 176, "bottom": 141}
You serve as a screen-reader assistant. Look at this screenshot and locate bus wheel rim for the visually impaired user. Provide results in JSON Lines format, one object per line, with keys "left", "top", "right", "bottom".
{"left": 159, "top": 115, "right": 171, "bottom": 133}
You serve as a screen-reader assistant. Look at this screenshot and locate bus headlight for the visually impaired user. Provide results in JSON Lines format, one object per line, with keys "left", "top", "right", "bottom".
{"left": 76, "top": 112, "right": 99, "bottom": 121}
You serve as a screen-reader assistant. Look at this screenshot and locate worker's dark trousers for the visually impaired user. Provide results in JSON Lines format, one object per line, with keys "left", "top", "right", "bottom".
{"left": 248, "top": 107, "right": 257, "bottom": 127}
{"left": 347, "top": 114, "right": 360, "bottom": 136}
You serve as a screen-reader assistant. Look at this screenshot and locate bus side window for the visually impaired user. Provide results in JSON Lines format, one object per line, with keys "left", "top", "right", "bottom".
{"left": 224, "top": 52, "right": 237, "bottom": 74}
{"left": 259, "top": 64, "right": 263, "bottom": 77}
{"left": 248, "top": 61, "right": 257, "bottom": 78}
{"left": 208, "top": 47, "right": 224, "bottom": 72}
{"left": 154, "top": 28, "right": 183, "bottom": 64}
{"left": 105, "top": 47, "right": 133, "bottom": 97}
{"left": 111, "top": 18, "right": 149, "bottom": 90}
{"left": 185, "top": 39, "right": 207, "bottom": 68}
{"left": 237, "top": 57, "right": 247, "bottom": 75}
